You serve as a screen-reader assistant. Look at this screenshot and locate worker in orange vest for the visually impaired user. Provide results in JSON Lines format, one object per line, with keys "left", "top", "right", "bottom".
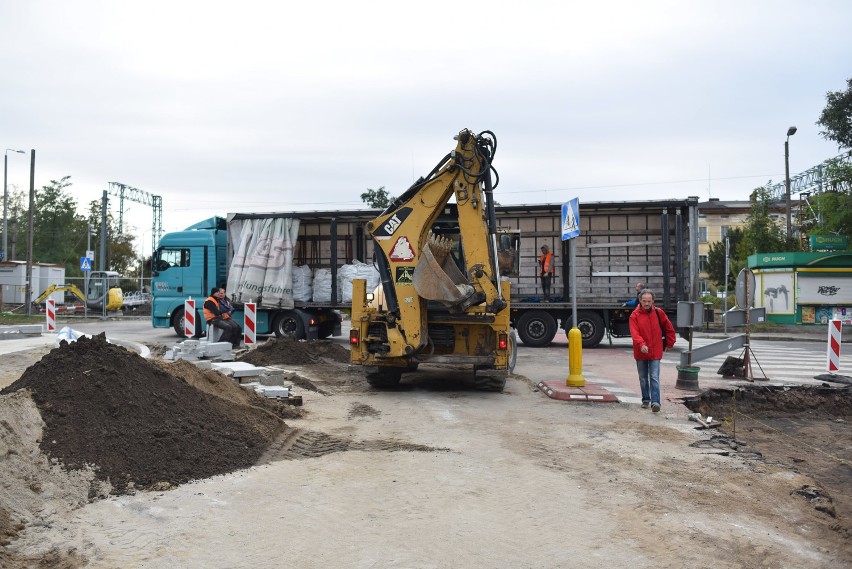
{"left": 539, "top": 245, "right": 555, "bottom": 299}
{"left": 203, "top": 287, "right": 242, "bottom": 348}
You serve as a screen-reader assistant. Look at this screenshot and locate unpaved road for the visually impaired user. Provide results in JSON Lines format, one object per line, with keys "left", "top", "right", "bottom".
{"left": 1, "top": 320, "right": 850, "bottom": 567}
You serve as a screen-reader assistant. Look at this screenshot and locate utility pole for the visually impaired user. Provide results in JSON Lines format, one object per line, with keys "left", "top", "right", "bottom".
{"left": 724, "top": 236, "right": 730, "bottom": 335}
{"left": 100, "top": 191, "right": 108, "bottom": 272}
{"left": 784, "top": 126, "right": 797, "bottom": 242}
{"left": 25, "top": 150, "right": 35, "bottom": 316}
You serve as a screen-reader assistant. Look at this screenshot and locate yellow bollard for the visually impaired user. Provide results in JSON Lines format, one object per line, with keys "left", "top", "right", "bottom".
{"left": 566, "top": 327, "right": 586, "bottom": 387}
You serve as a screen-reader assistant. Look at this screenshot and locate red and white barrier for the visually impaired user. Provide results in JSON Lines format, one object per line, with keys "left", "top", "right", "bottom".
{"left": 244, "top": 302, "right": 256, "bottom": 347}
{"left": 46, "top": 299, "right": 56, "bottom": 332}
{"left": 827, "top": 319, "right": 842, "bottom": 373}
{"left": 184, "top": 298, "right": 196, "bottom": 338}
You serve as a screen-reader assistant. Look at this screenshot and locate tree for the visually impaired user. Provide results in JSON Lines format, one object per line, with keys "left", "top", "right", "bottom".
{"left": 8, "top": 177, "right": 139, "bottom": 278}
{"left": 816, "top": 77, "right": 852, "bottom": 150}
{"left": 84, "top": 199, "right": 138, "bottom": 276}
{"left": 360, "top": 186, "right": 394, "bottom": 208}
{"left": 30, "top": 177, "right": 90, "bottom": 277}
{"left": 706, "top": 227, "right": 745, "bottom": 291}
{"left": 740, "top": 186, "right": 788, "bottom": 258}
{"left": 802, "top": 158, "right": 852, "bottom": 244}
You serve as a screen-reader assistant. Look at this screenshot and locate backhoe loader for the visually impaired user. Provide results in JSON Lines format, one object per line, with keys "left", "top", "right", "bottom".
{"left": 349, "top": 129, "right": 516, "bottom": 391}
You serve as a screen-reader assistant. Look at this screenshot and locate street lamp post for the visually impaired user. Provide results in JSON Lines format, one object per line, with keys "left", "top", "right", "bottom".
{"left": 3, "top": 148, "right": 26, "bottom": 261}
{"left": 785, "top": 126, "right": 797, "bottom": 242}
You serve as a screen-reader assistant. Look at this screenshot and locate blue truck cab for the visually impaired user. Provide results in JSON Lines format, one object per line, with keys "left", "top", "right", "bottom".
{"left": 151, "top": 216, "right": 247, "bottom": 335}
{"left": 151, "top": 215, "right": 342, "bottom": 339}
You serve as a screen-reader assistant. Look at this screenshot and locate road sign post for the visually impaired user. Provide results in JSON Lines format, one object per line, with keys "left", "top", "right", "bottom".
{"left": 562, "top": 198, "right": 584, "bottom": 387}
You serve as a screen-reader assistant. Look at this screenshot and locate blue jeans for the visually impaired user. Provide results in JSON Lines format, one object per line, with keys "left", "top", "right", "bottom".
{"left": 636, "top": 359, "right": 661, "bottom": 405}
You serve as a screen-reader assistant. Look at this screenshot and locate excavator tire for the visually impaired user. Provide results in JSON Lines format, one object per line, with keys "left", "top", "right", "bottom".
{"left": 472, "top": 369, "right": 507, "bottom": 392}
{"left": 365, "top": 367, "right": 404, "bottom": 388}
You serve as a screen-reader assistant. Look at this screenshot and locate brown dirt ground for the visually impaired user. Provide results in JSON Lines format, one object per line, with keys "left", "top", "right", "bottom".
{"left": 1, "top": 335, "right": 850, "bottom": 567}
{"left": 684, "top": 385, "right": 852, "bottom": 531}
{"left": 0, "top": 334, "right": 342, "bottom": 569}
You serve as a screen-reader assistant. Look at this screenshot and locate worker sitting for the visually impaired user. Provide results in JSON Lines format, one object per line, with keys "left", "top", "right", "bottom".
{"left": 622, "top": 281, "right": 646, "bottom": 308}
{"left": 203, "top": 287, "right": 242, "bottom": 348}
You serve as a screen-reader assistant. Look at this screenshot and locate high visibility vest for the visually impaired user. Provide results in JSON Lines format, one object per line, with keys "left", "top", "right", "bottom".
{"left": 540, "top": 251, "right": 554, "bottom": 274}
{"left": 203, "top": 296, "right": 231, "bottom": 322}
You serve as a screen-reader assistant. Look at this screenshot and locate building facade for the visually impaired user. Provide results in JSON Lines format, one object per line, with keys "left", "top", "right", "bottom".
{"left": 698, "top": 198, "right": 788, "bottom": 296}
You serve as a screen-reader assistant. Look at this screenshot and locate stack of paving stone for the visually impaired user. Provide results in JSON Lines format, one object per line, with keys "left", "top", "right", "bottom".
{"left": 163, "top": 338, "right": 236, "bottom": 362}
{"left": 162, "top": 340, "right": 303, "bottom": 404}
{"left": 0, "top": 324, "right": 45, "bottom": 337}
{"left": 214, "top": 363, "right": 303, "bottom": 405}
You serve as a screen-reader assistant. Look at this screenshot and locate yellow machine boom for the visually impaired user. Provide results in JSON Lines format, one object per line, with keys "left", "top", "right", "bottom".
{"left": 349, "top": 129, "right": 515, "bottom": 391}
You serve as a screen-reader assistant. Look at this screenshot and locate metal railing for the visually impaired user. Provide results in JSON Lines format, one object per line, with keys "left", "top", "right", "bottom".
{"left": 1, "top": 277, "right": 153, "bottom": 317}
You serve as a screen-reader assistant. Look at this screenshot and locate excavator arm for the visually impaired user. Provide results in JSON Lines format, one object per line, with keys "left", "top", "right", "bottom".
{"left": 32, "top": 284, "right": 88, "bottom": 306}
{"left": 365, "top": 129, "right": 505, "bottom": 358}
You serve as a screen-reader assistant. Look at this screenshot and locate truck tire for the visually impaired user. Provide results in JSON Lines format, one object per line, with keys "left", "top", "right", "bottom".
{"left": 171, "top": 307, "right": 202, "bottom": 338}
{"left": 365, "top": 367, "right": 404, "bottom": 388}
{"left": 575, "top": 311, "right": 606, "bottom": 348}
{"left": 318, "top": 320, "right": 335, "bottom": 339}
{"left": 273, "top": 311, "right": 306, "bottom": 339}
{"left": 516, "top": 310, "right": 557, "bottom": 347}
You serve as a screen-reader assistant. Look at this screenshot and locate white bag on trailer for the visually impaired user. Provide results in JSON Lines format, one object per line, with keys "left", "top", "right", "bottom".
{"left": 292, "top": 265, "right": 313, "bottom": 302}
{"left": 228, "top": 217, "right": 300, "bottom": 308}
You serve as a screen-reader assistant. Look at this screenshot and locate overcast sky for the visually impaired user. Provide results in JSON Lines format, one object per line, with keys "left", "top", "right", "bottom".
{"left": 2, "top": 1, "right": 850, "bottom": 254}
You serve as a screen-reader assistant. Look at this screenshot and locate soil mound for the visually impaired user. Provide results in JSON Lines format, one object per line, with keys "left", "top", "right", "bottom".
{"left": 238, "top": 336, "right": 350, "bottom": 366}
{"left": 2, "top": 334, "right": 287, "bottom": 494}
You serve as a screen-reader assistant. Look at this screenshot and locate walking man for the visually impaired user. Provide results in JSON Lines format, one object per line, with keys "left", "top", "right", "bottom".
{"left": 629, "top": 289, "right": 676, "bottom": 412}
{"left": 539, "top": 244, "right": 555, "bottom": 299}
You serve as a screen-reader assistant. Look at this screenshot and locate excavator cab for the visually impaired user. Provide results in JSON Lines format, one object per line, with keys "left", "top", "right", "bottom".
{"left": 86, "top": 271, "right": 124, "bottom": 311}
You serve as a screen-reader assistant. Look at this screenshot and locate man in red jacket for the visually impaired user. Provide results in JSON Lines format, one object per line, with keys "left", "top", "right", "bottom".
{"left": 629, "top": 289, "right": 676, "bottom": 412}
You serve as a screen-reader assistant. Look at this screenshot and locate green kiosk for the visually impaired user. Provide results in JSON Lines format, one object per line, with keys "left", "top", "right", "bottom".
{"left": 748, "top": 236, "right": 852, "bottom": 325}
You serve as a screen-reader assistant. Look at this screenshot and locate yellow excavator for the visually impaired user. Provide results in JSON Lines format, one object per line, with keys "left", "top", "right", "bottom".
{"left": 349, "top": 129, "right": 515, "bottom": 391}
{"left": 33, "top": 271, "right": 124, "bottom": 311}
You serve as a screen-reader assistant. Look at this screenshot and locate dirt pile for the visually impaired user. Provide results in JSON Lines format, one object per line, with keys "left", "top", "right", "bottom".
{"left": 2, "top": 334, "right": 287, "bottom": 493}
{"left": 238, "top": 336, "right": 350, "bottom": 366}
{"left": 684, "top": 384, "right": 852, "bottom": 527}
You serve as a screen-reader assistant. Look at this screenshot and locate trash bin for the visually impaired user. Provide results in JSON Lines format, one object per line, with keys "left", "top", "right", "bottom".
{"left": 704, "top": 303, "right": 715, "bottom": 323}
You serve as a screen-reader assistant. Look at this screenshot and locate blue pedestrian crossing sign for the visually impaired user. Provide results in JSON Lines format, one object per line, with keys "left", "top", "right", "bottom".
{"left": 80, "top": 257, "right": 92, "bottom": 271}
{"left": 561, "top": 198, "right": 580, "bottom": 240}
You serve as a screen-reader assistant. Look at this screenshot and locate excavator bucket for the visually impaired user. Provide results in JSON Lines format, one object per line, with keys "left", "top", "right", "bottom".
{"left": 413, "top": 233, "right": 475, "bottom": 306}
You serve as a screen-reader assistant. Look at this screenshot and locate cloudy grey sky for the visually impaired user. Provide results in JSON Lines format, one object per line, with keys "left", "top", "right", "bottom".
{"left": 2, "top": 0, "right": 850, "bottom": 253}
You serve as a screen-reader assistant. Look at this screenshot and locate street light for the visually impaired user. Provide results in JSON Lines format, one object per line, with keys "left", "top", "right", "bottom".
{"left": 785, "top": 126, "right": 797, "bottom": 242}
{"left": 3, "top": 148, "right": 26, "bottom": 261}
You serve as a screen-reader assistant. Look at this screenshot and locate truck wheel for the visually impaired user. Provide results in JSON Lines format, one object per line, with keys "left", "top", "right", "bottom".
{"left": 171, "top": 307, "right": 202, "bottom": 338}
{"left": 575, "top": 311, "right": 605, "bottom": 348}
{"left": 318, "top": 321, "right": 335, "bottom": 339}
{"left": 365, "top": 367, "right": 404, "bottom": 388}
{"left": 516, "top": 310, "right": 557, "bottom": 347}
{"left": 273, "top": 311, "right": 305, "bottom": 339}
